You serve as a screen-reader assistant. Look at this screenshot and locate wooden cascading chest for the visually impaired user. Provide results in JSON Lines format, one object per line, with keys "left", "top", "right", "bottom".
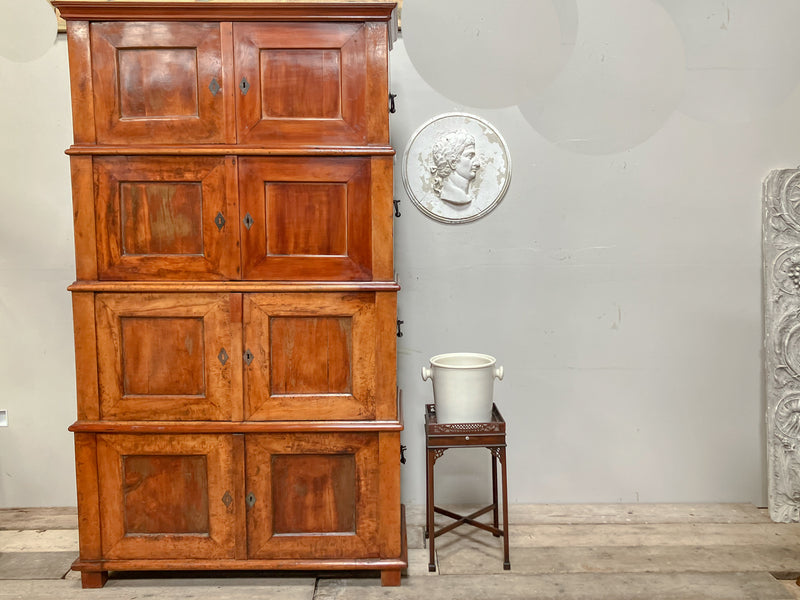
{"left": 53, "top": 0, "right": 404, "bottom": 587}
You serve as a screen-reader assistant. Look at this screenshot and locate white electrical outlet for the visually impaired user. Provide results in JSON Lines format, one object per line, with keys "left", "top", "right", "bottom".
{"left": 0, "top": 410, "right": 7, "bottom": 427}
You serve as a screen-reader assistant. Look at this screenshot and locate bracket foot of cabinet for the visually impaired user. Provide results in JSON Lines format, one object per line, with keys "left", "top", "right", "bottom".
{"left": 79, "top": 571, "right": 108, "bottom": 589}
{"left": 380, "top": 569, "right": 402, "bottom": 587}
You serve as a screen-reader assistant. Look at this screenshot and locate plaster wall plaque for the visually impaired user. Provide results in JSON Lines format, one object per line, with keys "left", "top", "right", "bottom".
{"left": 763, "top": 167, "right": 800, "bottom": 522}
{"left": 402, "top": 113, "right": 511, "bottom": 224}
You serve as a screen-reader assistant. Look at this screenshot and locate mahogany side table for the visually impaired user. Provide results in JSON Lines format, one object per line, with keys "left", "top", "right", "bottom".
{"left": 424, "top": 403, "right": 510, "bottom": 572}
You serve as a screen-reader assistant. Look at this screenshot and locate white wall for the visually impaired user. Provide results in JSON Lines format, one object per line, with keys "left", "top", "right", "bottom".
{"left": 2, "top": 0, "right": 799, "bottom": 508}
{"left": 0, "top": 2, "right": 76, "bottom": 507}
{"left": 392, "top": 0, "right": 800, "bottom": 507}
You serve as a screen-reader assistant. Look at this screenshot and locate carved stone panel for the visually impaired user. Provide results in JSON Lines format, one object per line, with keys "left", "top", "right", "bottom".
{"left": 763, "top": 168, "right": 800, "bottom": 521}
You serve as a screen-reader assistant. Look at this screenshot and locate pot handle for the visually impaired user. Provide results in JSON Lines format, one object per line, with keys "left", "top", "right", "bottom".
{"left": 495, "top": 366, "right": 504, "bottom": 380}
{"left": 421, "top": 366, "right": 432, "bottom": 381}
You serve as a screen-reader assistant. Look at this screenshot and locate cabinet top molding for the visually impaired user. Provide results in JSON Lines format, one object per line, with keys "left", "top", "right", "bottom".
{"left": 52, "top": 1, "right": 397, "bottom": 22}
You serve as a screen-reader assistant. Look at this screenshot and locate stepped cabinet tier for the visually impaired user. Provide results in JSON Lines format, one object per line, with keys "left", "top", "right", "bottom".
{"left": 54, "top": 0, "right": 404, "bottom": 589}
{"left": 66, "top": 11, "right": 390, "bottom": 147}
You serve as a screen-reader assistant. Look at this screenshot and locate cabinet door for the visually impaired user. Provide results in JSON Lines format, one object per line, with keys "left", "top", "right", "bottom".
{"left": 90, "top": 22, "right": 228, "bottom": 144}
{"left": 245, "top": 433, "right": 379, "bottom": 559}
{"left": 95, "top": 156, "right": 239, "bottom": 280}
{"left": 239, "top": 157, "right": 372, "bottom": 280}
{"left": 244, "top": 293, "right": 376, "bottom": 421}
{"left": 98, "top": 434, "right": 240, "bottom": 559}
{"left": 96, "top": 293, "right": 242, "bottom": 421}
{"left": 234, "top": 22, "right": 387, "bottom": 146}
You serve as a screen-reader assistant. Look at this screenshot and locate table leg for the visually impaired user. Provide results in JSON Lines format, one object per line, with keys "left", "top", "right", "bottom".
{"left": 426, "top": 447, "right": 436, "bottom": 572}
{"left": 500, "top": 446, "right": 510, "bottom": 570}
{"left": 491, "top": 449, "right": 499, "bottom": 535}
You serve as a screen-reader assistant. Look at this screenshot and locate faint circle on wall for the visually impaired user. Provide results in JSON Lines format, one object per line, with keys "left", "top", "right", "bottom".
{"left": 0, "top": 0, "right": 58, "bottom": 62}
{"left": 659, "top": 0, "right": 800, "bottom": 124}
{"left": 401, "top": 0, "right": 565, "bottom": 108}
{"left": 402, "top": 113, "right": 511, "bottom": 225}
{"left": 518, "top": 0, "right": 685, "bottom": 155}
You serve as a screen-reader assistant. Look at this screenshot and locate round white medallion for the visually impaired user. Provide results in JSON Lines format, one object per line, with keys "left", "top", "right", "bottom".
{"left": 402, "top": 113, "right": 511, "bottom": 224}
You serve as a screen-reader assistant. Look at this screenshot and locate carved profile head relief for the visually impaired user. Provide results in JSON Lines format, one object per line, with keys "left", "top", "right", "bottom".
{"left": 403, "top": 113, "right": 510, "bottom": 224}
{"left": 429, "top": 129, "right": 482, "bottom": 206}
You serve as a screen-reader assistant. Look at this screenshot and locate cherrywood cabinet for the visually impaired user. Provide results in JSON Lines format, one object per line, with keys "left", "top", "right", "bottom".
{"left": 96, "top": 433, "right": 240, "bottom": 560}
{"left": 94, "top": 292, "right": 242, "bottom": 421}
{"left": 86, "top": 431, "right": 392, "bottom": 561}
{"left": 55, "top": 0, "right": 403, "bottom": 589}
{"left": 243, "top": 291, "right": 397, "bottom": 421}
{"left": 233, "top": 21, "right": 388, "bottom": 146}
{"left": 85, "top": 18, "right": 388, "bottom": 147}
{"left": 90, "top": 21, "right": 228, "bottom": 144}
{"left": 239, "top": 157, "right": 378, "bottom": 281}
{"left": 89, "top": 154, "right": 391, "bottom": 281}
{"left": 93, "top": 156, "right": 240, "bottom": 280}
{"left": 245, "top": 432, "right": 380, "bottom": 559}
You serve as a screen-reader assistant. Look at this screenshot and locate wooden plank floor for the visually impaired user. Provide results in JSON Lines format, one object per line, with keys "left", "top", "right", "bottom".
{"left": 2, "top": 505, "right": 800, "bottom": 599}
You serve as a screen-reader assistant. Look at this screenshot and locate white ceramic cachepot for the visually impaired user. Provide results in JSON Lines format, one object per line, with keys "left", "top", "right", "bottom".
{"left": 421, "top": 353, "right": 503, "bottom": 423}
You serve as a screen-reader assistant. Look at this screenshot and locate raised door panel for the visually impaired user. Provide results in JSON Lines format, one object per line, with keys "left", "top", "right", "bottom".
{"left": 243, "top": 293, "right": 376, "bottom": 421}
{"left": 96, "top": 293, "right": 242, "bottom": 421}
{"left": 97, "top": 434, "right": 240, "bottom": 559}
{"left": 90, "top": 22, "right": 227, "bottom": 144}
{"left": 245, "top": 433, "right": 379, "bottom": 559}
{"left": 94, "top": 156, "right": 239, "bottom": 280}
{"left": 234, "top": 22, "right": 386, "bottom": 146}
{"left": 239, "top": 157, "right": 372, "bottom": 280}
